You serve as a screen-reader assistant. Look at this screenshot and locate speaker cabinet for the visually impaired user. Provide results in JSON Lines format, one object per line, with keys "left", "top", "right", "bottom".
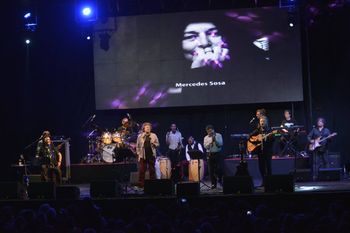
{"left": 176, "top": 182, "right": 200, "bottom": 197}
{"left": 318, "top": 168, "right": 342, "bottom": 181}
{"left": 90, "top": 180, "right": 122, "bottom": 198}
{"left": 144, "top": 179, "right": 174, "bottom": 195}
{"left": 264, "top": 175, "right": 295, "bottom": 193}
{"left": 223, "top": 176, "right": 254, "bottom": 194}
{"left": 28, "top": 182, "right": 56, "bottom": 199}
{"left": 289, "top": 169, "right": 312, "bottom": 182}
{"left": 0, "top": 182, "right": 19, "bottom": 199}
{"left": 56, "top": 185, "right": 80, "bottom": 199}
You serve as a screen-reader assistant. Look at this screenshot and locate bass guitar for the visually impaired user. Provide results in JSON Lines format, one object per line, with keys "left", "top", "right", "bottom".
{"left": 308, "top": 133, "right": 337, "bottom": 151}
{"left": 247, "top": 130, "right": 278, "bottom": 153}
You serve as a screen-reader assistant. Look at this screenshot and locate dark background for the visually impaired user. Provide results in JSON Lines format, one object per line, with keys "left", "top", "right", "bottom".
{"left": 1, "top": 0, "right": 349, "bottom": 179}
{"left": 94, "top": 8, "right": 303, "bottom": 109}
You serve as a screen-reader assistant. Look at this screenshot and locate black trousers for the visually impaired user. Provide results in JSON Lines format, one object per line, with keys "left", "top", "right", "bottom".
{"left": 310, "top": 149, "right": 328, "bottom": 179}
{"left": 167, "top": 149, "right": 182, "bottom": 181}
{"left": 256, "top": 148, "right": 272, "bottom": 179}
{"left": 207, "top": 152, "right": 223, "bottom": 186}
{"left": 41, "top": 164, "right": 62, "bottom": 184}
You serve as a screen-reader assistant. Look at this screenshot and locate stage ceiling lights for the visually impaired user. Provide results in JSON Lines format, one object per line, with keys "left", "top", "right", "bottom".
{"left": 23, "top": 8, "right": 37, "bottom": 32}
{"left": 75, "top": 0, "right": 98, "bottom": 23}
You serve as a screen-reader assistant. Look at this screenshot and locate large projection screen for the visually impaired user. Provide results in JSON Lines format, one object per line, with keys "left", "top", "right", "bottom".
{"left": 93, "top": 7, "right": 303, "bottom": 110}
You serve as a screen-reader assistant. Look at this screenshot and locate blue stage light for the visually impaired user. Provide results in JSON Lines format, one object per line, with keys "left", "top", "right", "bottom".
{"left": 75, "top": 1, "right": 98, "bottom": 22}
{"left": 24, "top": 12, "right": 31, "bottom": 19}
{"left": 82, "top": 7, "right": 92, "bottom": 16}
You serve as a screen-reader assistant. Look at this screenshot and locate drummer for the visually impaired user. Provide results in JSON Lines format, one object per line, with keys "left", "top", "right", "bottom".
{"left": 117, "top": 117, "right": 133, "bottom": 139}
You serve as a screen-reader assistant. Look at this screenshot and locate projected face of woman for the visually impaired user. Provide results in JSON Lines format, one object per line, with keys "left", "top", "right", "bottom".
{"left": 182, "top": 22, "right": 229, "bottom": 69}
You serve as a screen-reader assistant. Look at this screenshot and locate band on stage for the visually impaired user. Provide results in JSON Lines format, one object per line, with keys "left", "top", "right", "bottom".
{"left": 28, "top": 108, "right": 336, "bottom": 189}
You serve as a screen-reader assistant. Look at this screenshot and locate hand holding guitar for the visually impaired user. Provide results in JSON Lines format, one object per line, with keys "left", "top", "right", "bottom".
{"left": 309, "top": 132, "right": 337, "bottom": 151}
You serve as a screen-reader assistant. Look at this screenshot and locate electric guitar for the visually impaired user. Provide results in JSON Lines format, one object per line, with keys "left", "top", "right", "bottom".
{"left": 308, "top": 133, "right": 337, "bottom": 151}
{"left": 247, "top": 130, "right": 278, "bottom": 153}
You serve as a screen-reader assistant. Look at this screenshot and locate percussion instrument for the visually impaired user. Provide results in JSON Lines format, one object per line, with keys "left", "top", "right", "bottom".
{"left": 101, "top": 131, "right": 112, "bottom": 145}
{"left": 101, "top": 143, "right": 116, "bottom": 163}
{"left": 188, "top": 159, "right": 205, "bottom": 181}
{"left": 156, "top": 157, "right": 171, "bottom": 179}
{"left": 112, "top": 131, "right": 123, "bottom": 144}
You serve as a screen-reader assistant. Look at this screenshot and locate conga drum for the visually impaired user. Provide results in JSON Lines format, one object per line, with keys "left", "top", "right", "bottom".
{"left": 158, "top": 157, "right": 171, "bottom": 179}
{"left": 189, "top": 159, "right": 205, "bottom": 181}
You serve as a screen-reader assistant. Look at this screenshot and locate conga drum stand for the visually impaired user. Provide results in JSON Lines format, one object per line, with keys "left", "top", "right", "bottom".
{"left": 188, "top": 150, "right": 210, "bottom": 190}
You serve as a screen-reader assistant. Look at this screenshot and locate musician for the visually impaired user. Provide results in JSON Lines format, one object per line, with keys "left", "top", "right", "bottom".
{"left": 203, "top": 125, "right": 223, "bottom": 189}
{"left": 307, "top": 117, "right": 331, "bottom": 179}
{"left": 250, "top": 108, "right": 267, "bottom": 128}
{"left": 185, "top": 136, "right": 204, "bottom": 161}
{"left": 249, "top": 116, "right": 274, "bottom": 184}
{"left": 136, "top": 122, "right": 160, "bottom": 188}
{"left": 117, "top": 117, "right": 138, "bottom": 141}
{"left": 279, "top": 109, "right": 298, "bottom": 156}
{"left": 166, "top": 123, "right": 184, "bottom": 182}
{"left": 36, "top": 133, "right": 62, "bottom": 184}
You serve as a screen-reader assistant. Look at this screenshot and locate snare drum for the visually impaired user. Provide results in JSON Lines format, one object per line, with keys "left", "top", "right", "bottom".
{"left": 156, "top": 157, "right": 171, "bottom": 179}
{"left": 188, "top": 159, "right": 205, "bottom": 181}
{"left": 102, "top": 143, "right": 116, "bottom": 163}
{"left": 101, "top": 131, "right": 112, "bottom": 145}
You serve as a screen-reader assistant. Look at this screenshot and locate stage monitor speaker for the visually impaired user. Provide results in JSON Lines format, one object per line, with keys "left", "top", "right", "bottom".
{"left": 90, "top": 180, "right": 122, "bottom": 198}
{"left": 176, "top": 182, "right": 200, "bottom": 197}
{"left": 28, "top": 182, "right": 56, "bottom": 199}
{"left": 223, "top": 176, "right": 254, "bottom": 194}
{"left": 56, "top": 185, "right": 80, "bottom": 199}
{"left": 264, "top": 175, "right": 295, "bottom": 193}
{"left": 318, "top": 168, "right": 341, "bottom": 181}
{"left": 144, "top": 179, "right": 174, "bottom": 195}
{"left": 27, "top": 175, "right": 42, "bottom": 183}
{"left": 289, "top": 169, "right": 312, "bottom": 182}
{"left": 0, "top": 182, "right": 19, "bottom": 199}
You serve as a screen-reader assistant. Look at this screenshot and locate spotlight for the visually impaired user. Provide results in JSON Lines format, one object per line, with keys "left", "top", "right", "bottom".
{"left": 23, "top": 9, "right": 37, "bottom": 31}
{"left": 289, "top": 22, "right": 294, "bottom": 27}
{"left": 24, "top": 12, "right": 31, "bottom": 19}
{"left": 86, "top": 36, "right": 91, "bottom": 40}
{"left": 82, "top": 7, "right": 92, "bottom": 16}
{"left": 25, "top": 39, "right": 31, "bottom": 44}
{"left": 75, "top": 0, "right": 98, "bottom": 23}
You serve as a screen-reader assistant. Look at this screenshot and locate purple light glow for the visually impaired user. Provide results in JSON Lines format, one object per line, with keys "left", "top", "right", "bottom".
{"left": 237, "top": 16, "right": 253, "bottom": 22}
{"left": 111, "top": 99, "right": 126, "bottom": 109}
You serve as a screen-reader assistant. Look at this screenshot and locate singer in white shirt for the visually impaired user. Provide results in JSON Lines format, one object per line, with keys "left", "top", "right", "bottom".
{"left": 166, "top": 123, "right": 184, "bottom": 182}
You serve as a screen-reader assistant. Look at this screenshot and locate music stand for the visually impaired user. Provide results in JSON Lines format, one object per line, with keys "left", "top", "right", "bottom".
{"left": 188, "top": 150, "right": 210, "bottom": 190}
{"left": 114, "top": 146, "right": 135, "bottom": 194}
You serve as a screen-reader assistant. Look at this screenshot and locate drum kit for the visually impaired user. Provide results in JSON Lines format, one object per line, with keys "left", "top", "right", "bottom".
{"left": 83, "top": 126, "right": 137, "bottom": 164}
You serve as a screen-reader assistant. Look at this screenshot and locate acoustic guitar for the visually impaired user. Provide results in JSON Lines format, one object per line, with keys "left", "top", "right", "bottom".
{"left": 247, "top": 130, "right": 277, "bottom": 153}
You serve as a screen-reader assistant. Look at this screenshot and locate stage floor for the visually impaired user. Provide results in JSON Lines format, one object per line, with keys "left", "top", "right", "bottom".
{"left": 74, "top": 178, "right": 350, "bottom": 199}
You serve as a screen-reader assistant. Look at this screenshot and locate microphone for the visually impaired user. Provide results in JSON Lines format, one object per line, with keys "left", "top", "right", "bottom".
{"left": 91, "top": 114, "right": 96, "bottom": 122}
{"left": 249, "top": 117, "right": 256, "bottom": 124}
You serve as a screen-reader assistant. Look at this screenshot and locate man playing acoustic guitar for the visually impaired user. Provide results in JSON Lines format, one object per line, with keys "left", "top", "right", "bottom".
{"left": 248, "top": 116, "right": 276, "bottom": 186}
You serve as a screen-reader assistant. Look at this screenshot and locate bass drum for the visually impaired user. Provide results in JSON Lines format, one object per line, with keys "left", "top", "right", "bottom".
{"left": 188, "top": 159, "right": 205, "bottom": 181}
{"left": 155, "top": 157, "right": 171, "bottom": 179}
{"left": 101, "top": 143, "right": 116, "bottom": 163}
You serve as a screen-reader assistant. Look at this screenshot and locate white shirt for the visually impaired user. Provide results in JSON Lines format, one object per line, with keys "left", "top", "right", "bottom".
{"left": 185, "top": 142, "right": 204, "bottom": 161}
{"left": 166, "top": 131, "right": 182, "bottom": 150}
